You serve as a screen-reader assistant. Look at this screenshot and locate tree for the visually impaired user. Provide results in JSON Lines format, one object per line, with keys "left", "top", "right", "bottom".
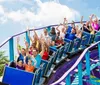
{"left": 0, "top": 51, "right": 9, "bottom": 76}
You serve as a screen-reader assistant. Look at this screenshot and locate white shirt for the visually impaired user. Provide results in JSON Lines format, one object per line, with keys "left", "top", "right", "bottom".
{"left": 42, "top": 33, "right": 51, "bottom": 44}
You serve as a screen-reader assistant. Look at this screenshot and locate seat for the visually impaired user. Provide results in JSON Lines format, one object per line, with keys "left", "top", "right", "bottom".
{"left": 2, "top": 66, "right": 35, "bottom": 85}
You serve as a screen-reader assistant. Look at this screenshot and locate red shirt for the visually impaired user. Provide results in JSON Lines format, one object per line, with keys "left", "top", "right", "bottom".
{"left": 42, "top": 51, "right": 49, "bottom": 60}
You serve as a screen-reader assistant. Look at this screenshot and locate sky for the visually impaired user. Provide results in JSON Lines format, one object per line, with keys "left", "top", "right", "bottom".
{"left": 0, "top": 0, "right": 100, "bottom": 56}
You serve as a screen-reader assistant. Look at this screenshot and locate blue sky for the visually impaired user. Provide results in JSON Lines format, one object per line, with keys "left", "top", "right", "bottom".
{"left": 0, "top": 0, "right": 100, "bottom": 56}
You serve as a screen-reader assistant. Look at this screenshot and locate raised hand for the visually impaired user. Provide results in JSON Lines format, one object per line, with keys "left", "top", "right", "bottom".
{"left": 17, "top": 37, "right": 20, "bottom": 43}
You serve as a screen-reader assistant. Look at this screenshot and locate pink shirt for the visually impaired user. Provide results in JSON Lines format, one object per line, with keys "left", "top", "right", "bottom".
{"left": 92, "top": 22, "right": 99, "bottom": 31}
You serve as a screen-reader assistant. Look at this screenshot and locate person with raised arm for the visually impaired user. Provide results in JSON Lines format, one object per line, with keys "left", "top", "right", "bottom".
{"left": 27, "top": 27, "right": 41, "bottom": 52}
{"left": 56, "top": 23, "right": 66, "bottom": 39}
{"left": 49, "top": 27, "right": 56, "bottom": 41}
{"left": 42, "top": 28, "right": 51, "bottom": 46}
{"left": 31, "top": 38, "right": 45, "bottom": 68}
{"left": 90, "top": 14, "right": 99, "bottom": 31}
{"left": 16, "top": 37, "right": 27, "bottom": 64}
{"left": 80, "top": 16, "right": 91, "bottom": 33}
{"left": 24, "top": 59, "right": 35, "bottom": 72}
{"left": 75, "top": 16, "right": 84, "bottom": 39}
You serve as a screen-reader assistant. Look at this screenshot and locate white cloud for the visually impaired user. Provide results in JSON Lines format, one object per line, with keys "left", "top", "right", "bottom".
{"left": 0, "top": 5, "right": 4, "bottom": 14}
{"left": 0, "top": 0, "right": 80, "bottom": 27}
{"left": 0, "top": 0, "right": 33, "bottom": 5}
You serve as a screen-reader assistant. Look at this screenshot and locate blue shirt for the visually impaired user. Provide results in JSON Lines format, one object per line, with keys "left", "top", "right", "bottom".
{"left": 49, "top": 32, "right": 56, "bottom": 41}
{"left": 35, "top": 54, "right": 42, "bottom": 68}
{"left": 65, "top": 33, "right": 76, "bottom": 41}
{"left": 66, "top": 26, "right": 72, "bottom": 33}
{"left": 17, "top": 53, "right": 28, "bottom": 64}
{"left": 17, "top": 53, "right": 24, "bottom": 63}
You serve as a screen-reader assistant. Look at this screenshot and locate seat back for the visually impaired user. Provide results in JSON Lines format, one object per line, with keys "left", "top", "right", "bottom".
{"left": 57, "top": 46, "right": 64, "bottom": 59}
{"left": 48, "top": 56, "right": 54, "bottom": 70}
{"left": 53, "top": 50, "right": 59, "bottom": 63}
{"left": 73, "top": 38, "right": 81, "bottom": 51}
{"left": 44, "top": 56, "right": 54, "bottom": 75}
{"left": 81, "top": 31, "right": 91, "bottom": 46}
{"left": 2, "top": 66, "right": 34, "bottom": 85}
{"left": 41, "top": 59, "right": 49, "bottom": 76}
{"left": 34, "top": 68, "right": 42, "bottom": 84}
{"left": 94, "top": 32, "right": 100, "bottom": 42}
{"left": 64, "top": 38, "right": 74, "bottom": 52}
{"left": 40, "top": 63, "right": 46, "bottom": 77}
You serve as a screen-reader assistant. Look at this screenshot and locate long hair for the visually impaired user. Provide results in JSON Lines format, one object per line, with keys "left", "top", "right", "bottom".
{"left": 51, "top": 27, "right": 56, "bottom": 35}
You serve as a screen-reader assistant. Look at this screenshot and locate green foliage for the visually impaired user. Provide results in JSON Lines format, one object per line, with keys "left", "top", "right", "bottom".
{"left": 0, "top": 51, "right": 9, "bottom": 76}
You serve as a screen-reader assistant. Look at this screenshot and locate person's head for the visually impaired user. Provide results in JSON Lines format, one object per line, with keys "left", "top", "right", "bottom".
{"left": 9, "top": 62, "right": 16, "bottom": 68}
{"left": 27, "top": 59, "right": 32, "bottom": 66}
{"left": 57, "top": 32, "right": 60, "bottom": 36}
{"left": 64, "top": 18, "right": 67, "bottom": 21}
{"left": 30, "top": 46, "right": 33, "bottom": 51}
{"left": 25, "top": 41, "right": 29, "bottom": 48}
{"left": 21, "top": 48, "right": 26, "bottom": 56}
{"left": 71, "top": 21, "right": 75, "bottom": 28}
{"left": 43, "top": 29, "right": 48, "bottom": 35}
{"left": 93, "top": 19, "right": 98, "bottom": 24}
{"left": 33, "top": 49, "right": 38, "bottom": 57}
{"left": 51, "top": 41, "right": 55, "bottom": 46}
{"left": 71, "top": 28, "right": 76, "bottom": 34}
{"left": 51, "top": 27, "right": 56, "bottom": 35}
{"left": 32, "top": 42, "right": 36, "bottom": 48}
{"left": 17, "top": 60, "right": 23, "bottom": 67}
{"left": 33, "top": 34, "right": 38, "bottom": 41}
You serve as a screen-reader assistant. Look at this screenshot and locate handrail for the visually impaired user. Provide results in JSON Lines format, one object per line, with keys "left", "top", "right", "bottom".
{"left": 0, "top": 21, "right": 87, "bottom": 48}
{"left": 50, "top": 41, "right": 100, "bottom": 85}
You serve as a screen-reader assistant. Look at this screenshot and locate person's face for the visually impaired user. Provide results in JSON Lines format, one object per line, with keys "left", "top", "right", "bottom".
{"left": 28, "top": 60, "right": 32, "bottom": 65}
{"left": 51, "top": 41, "right": 55, "bottom": 46}
{"left": 34, "top": 35, "right": 38, "bottom": 40}
{"left": 71, "top": 28, "right": 76, "bottom": 33}
{"left": 71, "top": 23, "right": 75, "bottom": 28}
{"left": 18, "top": 60, "right": 23, "bottom": 67}
{"left": 44, "top": 29, "right": 47, "bottom": 35}
{"left": 94, "top": 19, "right": 97, "bottom": 24}
{"left": 64, "top": 18, "right": 66, "bottom": 21}
{"left": 21, "top": 48, "right": 26, "bottom": 55}
{"left": 30, "top": 46, "right": 33, "bottom": 51}
{"left": 33, "top": 50, "right": 37, "bottom": 57}
{"left": 25, "top": 42, "right": 29, "bottom": 47}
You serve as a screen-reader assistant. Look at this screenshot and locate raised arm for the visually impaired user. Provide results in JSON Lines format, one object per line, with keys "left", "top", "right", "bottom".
{"left": 63, "top": 18, "right": 68, "bottom": 25}
{"left": 80, "top": 16, "right": 84, "bottom": 25}
{"left": 94, "top": 14, "right": 99, "bottom": 23}
{"left": 80, "top": 16, "right": 84, "bottom": 32}
{"left": 24, "top": 37, "right": 29, "bottom": 56}
{"left": 33, "top": 29, "right": 39, "bottom": 40}
{"left": 89, "top": 14, "right": 94, "bottom": 23}
{"left": 39, "top": 40, "right": 45, "bottom": 57}
{"left": 63, "top": 18, "right": 68, "bottom": 31}
{"left": 56, "top": 24, "right": 60, "bottom": 32}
